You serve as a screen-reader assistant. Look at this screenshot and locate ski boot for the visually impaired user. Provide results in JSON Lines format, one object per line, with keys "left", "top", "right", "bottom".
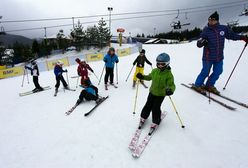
{"left": 205, "top": 86, "right": 220, "bottom": 95}
{"left": 138, "top": 118, "right": 146, "bottom": 129}
{"left": 148, "top": 123, "right": 158, "bottom": 136}
{"left": 191, "top": 84, "right": 206, "bottom": 95}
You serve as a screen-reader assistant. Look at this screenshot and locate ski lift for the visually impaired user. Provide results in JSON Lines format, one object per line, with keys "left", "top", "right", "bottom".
{"left": 239, "top": 5, "right": 248, "bottom": 16}
{"left": 227, "top": 20, "right": 239, "bottom": 27}
{"left": 170, "top": 11, "right": 190, "bottom": 30}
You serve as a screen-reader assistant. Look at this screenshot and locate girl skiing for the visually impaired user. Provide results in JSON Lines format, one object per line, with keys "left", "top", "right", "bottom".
{"left": 136, "top": 53, "right": 176, "bottom": 130}
{"left": 75, "top": 58, "right": 94, "bottom": 85}
{"left": 132, "top": 49, "right": 152, "bottom": 88}
{"left": 103, "top": 47, "right": 119, "bottom": 90}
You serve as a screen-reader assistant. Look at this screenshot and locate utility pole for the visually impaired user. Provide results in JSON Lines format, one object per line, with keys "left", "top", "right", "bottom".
{"left": 44, "top": 27, "right": 48, "bottom": 58}
{"left": 72, "top": 17, "right": 75, "bottom": 29}
{"left": 108, "top": 7, "right": 113, "bottom": 47}
{"left": 153, "top": 27, "right": 156, "bottom": 37}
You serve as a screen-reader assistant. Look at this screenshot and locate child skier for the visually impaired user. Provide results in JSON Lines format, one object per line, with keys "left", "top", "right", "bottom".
{"left": 75, "top": 58, "right": 94, "bottom": 85}
{"left": 54, "top": 60, "right": 69, "bottom": 92}
{"left": 103, "top": 47, "right": 119, "bottom": 90}
{"left": 132, "top": 49, "right": 152, "bottom": 88}
{"left": 76, "top": 79, "right": 101, "bottom": 105}
{"left": 136, "top": 53, "right": 176, "bottom": 132}
{"left": 25, "top": 59, "right": 44, "bottom": 92}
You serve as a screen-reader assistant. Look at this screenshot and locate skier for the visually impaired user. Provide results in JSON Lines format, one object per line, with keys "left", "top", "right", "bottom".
{"left": 193, "top": 11, "right": 248, "bottom": 94}
{"left": 54, "top": 60, "right": 69, "bottom": 92}
{"left": 136, "top": 53, "right": 176, "bottom": 131}
{"left": 75, "top": 79, "right": 102, "bottom": 105}
{"left": 75, "top": 58, "right": 94, "bottom": 86}
{"left": 132, "top": 49, "right": 152, "bottom": 87}
{"left": 103, "top": 47, "right": 119, "bottom": 90}
{"left": 25, "top": 59, "right": 44, "bottom": 92}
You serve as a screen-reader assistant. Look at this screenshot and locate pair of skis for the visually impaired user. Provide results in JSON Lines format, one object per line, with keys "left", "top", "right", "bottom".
{"left": 181, "top": 83, "right": 248, "bottom": 110}
{"left": 54, "top": 88, "right": 76, "bottom": 97}
{"left": 19, "top": 86, "right": 51, "bottom": 97}
{"left": 129, "top": 112, "right": 167, "bottom": 158}
{"left": 65, "top": 96, "right": 109, "bottom": 116}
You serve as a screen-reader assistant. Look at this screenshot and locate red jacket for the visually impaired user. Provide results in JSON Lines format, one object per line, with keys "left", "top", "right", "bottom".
{"left": 77, "top": 63, "right": 93, "bottom": 79}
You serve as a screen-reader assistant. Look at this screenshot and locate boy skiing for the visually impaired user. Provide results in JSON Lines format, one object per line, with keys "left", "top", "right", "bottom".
{"left": 136, "top": 53, "right": 175, "bottom": 131}
{"left": 54, "top": 60, "right": 69, "bottom": 93}
{"left": 132, "top": 49, "right": 152, "bottom": 88}
{"left": 193, "top": 11, "right": 248, "bottom": 95}
{"left": 25, "top": 60, "right": 44, "bottom": 92}
{"left": 75, "top": 58, "right": 94, "bottom": 85}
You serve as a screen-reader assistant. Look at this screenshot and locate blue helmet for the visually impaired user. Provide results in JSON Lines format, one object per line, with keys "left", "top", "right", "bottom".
{"left": 156, "top": 53, "right": 170, "bottom": 65}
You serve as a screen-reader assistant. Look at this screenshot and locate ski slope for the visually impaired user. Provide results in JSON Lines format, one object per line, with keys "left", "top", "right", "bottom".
{"left": 1, "top": 41, "right": 248, "bottom": 168}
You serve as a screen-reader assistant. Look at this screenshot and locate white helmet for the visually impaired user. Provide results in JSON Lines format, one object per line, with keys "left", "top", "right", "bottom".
{"left": 57, "top": 60, "right": 64, "bottom": 66}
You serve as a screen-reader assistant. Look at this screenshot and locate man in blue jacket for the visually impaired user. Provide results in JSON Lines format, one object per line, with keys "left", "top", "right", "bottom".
{"left": 103, "top": 47, "right": 119, "bottom": 90}
{"left": 193, "top": 11, "right": 248, "bottom": 94}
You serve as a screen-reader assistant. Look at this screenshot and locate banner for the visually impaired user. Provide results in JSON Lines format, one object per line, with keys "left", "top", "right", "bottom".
{"left": 86, "top": 53, "right": 104, "bottom": 62}
{"left": 117, "top": 48, "right": 131, "bottom": 57}
{"left": 0, "top": 65, "right": 6, "bottom": 70}
{"left": 46, "top": 58, "right": 69, "bottom": 71}
{"left": 0, "top": 66, "right": 24, "bottom": 79}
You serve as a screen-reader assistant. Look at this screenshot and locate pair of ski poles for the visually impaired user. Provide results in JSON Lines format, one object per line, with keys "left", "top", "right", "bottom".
{"left": 21, "top": 68, "right": 30, "bottom": 87}
{"left": 132, "top": 80, "right": 185, "bottom": 128}
{"left": 98, "top": 63, "right": 119, "bottom": 85}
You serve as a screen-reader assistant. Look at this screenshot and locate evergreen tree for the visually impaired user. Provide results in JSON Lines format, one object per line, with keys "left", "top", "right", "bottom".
{"left": 97, "top": 18, "right": 111, "bottom": 48}
{"left": 85, "top": 25, "right": 99, "bottom": 48}
{"left": 70, "top": 21, "right": 85, "bottom": 51}
{"left": 57, "top": 29, "right": 67, "bottom": 53}
{"left": 32, "top": 40, "right": 39, "bottom": 56}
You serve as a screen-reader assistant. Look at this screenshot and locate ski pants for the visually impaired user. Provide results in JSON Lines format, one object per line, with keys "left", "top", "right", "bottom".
{"left": 55, "top": 75, "right": 68, "bottom": 89}
{"left": 104, "top": 67, "right": 114, "bottom": 84}
{"left": 133, "top": 67, "right": 144, "bottom": 82}
{"left": 33, "top": 76, "right": 42, "bottom": 89}
{"left": 195, "top": 60, "right": 223, "bottom": 87}
{"left": 141, "top": 93, "right": 165, "bottom": 125}
{"left": 77, "top": 90, "right": 98, "bottom": 104}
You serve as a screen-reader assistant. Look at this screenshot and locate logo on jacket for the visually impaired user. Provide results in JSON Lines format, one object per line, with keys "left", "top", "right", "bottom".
{"left": 220, "top": 31, "right": 225, "bottom": 36}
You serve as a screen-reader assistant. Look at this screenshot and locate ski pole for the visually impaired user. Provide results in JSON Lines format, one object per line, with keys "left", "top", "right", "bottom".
{"left": 76, "top": 76, "right": 80, "bottom": 88}
{"left": 116, "top": 63, "right": 119, "bottom": 84}
{"left": 93, "top": 72, "right": 100, "bottom": 82}
{"left": 168, "top": 96, "right": 185, "bottom": 128}
{"left": 98, "top": 65, "right": 105, "bottom": 85}
{"left": 223, "top": 43, "right": 247, "bottom": 90}
{"left": 21, "top": 68, "right": 26, "bottom": 87}
{"left": 133, "top": 80, "right": 140, "bottom": 115}
{"left": 26, "top": 69, "right": 29, "bottom": 84}
{"left": 66, "top": 71, "right": 70, "bottom": 87}
{"left": 125, "top": 65, "right": 134, "bottom": 82}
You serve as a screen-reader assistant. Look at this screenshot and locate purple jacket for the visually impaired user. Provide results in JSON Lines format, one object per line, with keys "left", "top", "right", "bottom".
{"left": 197, "top": 23, "right": 241, "bottom": 62}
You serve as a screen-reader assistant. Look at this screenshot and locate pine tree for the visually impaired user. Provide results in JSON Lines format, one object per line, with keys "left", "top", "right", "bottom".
{"left": 97, "top": 18, "right": 111, "bottom": 48}
{"left": 32, "top": 40, "right": 39, "bottom": 56}
{"left": 57, "top": 29, "right": 68, "bottom": 53}
{"left": 85, "top": 25, "right": 99, "bottom": 49}
{"left": 70, "top": 21, "right": 85, "bottom": 51}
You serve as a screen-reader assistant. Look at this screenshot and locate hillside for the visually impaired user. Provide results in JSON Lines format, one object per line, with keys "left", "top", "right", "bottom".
{"left": 0, "top": 33, "right": 33, "bottom": 47}
{"left": 0, "top": 41, "right": 248, "bottom": 168}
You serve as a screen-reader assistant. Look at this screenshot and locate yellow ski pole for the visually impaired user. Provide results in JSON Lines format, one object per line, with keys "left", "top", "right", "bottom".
{"left": 133, "top": 80, "right": 140, "bottom": 115}
{"left": 168, "top": 96, "right": 185, "bottom": 128}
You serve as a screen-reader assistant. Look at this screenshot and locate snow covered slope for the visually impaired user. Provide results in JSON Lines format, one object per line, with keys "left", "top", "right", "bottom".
{"left": 1, "top": 41, "right": 248, "bottom": 168}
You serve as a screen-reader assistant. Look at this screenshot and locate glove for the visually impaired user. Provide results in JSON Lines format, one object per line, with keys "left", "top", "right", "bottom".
{"left": 24, "top": 66, "right": 28, "bottom": 69}
{"left": 116, "top": 60, "right": 119, "bottom": 63}
{"left": 133, "top": 62, "right": 136, "bottom": 66}
{"left": 64, "top": 69, "right": 68, "bottom": 73}
{"left": 197, "top": 38, "right": 208, "bottom": 48}
{"left": 166, "top": 89, "right": 173, "bottom": 96}
{"left": 241, "top": 36, "right": 248, "bottom": 43}
{"left": 136, "top": 73, "right": 144, "bottom": 79}
{"left": 91, "top": 70, "right": 94, "bottom": 73}
{"left": 104, "top": 59, "right": 107, "bottom": 63}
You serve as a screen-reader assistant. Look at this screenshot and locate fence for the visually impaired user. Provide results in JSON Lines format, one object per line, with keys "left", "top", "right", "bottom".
{"left": 0, "top": 45, "right": 139, "bottom": 79}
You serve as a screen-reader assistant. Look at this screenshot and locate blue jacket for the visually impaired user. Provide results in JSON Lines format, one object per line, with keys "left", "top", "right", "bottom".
{"left": 84, "top": 86, "right": 96, "bottom": 96}
{"left": 103, "top": 54, "right": 119, "bottom": 68}
{"left": 198, "top": 23, "right": 241, "bottom": 62}
{"left": 54, "top": 65, "right": 66, "bottom": 76}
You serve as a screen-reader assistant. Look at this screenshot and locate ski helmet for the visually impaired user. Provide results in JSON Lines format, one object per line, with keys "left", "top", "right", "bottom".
{"left": 156, "top": 53, "right": 170, "bottom": 70}
{"left": 57, "top": 60, "right": 64, "bottom": 66}
{"left": 109, "top": 47, "right": 115, "bottom": 52}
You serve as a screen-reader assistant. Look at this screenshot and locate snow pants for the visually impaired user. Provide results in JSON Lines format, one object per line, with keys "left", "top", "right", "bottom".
{"left": 104, "top": 67, "right": 114, "bottom": 84}
{"left": 141, "top": 93, "right": 165, "bottom": 125}
{"left": 133, "top": 67, "right": 144, "bottom": 82}
{"left": 77, "top": 90, "right": 98, "bottom": 105}
{"left": 55, "top": 75, "right": 68, "bottom": 89}
{"left": 195, "top": 60, "right": 223, "bottom": 87}
{"left": 33, "top": 76, "right": 42, "bottom": 89}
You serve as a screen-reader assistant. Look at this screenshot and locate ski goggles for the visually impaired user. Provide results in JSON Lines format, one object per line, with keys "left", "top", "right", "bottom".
{"left": 157, "top": 62, "right": 167, "bottom": 67}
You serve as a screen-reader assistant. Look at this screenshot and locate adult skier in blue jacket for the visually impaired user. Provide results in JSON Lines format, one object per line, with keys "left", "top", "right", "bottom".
{"left": 193, "top": 11, "right": 248, "bottom": 94}
{"left": 103, "top": 47, "right": 119, "bottom": 90}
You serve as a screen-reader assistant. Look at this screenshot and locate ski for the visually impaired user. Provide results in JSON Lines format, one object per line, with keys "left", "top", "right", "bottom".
{"left": 129, "top": 129, "right": 142, "bottom": 151}
{"left": 65, "top": 104, "right": 78, "bottom": 116}
{"left": 181, "top": 83, "right": 236, "bottom": 111}
{"left": 132, "top": 112, "right": 167, "bottom": 158}
{"left": 19, "top": 86, "right": 51, "bottom": 97}
{"left": 110, "top": 83, "right": 118, "bottom": 88}
{"left": 84, "top": 96, "right": 109, "bottom": 116}
{"left": 64, "top": 88, "right": 76, "bottom": 91}
{"left": 71, "top": 76, "right": 80, "bottom": 79}
{"left": 188, "top": 84, "right": 248, "bottom": 109}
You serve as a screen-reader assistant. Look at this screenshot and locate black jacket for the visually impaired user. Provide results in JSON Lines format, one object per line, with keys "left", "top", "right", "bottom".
{"left": 133, "top": 55, "right": 152, "bottom": 68}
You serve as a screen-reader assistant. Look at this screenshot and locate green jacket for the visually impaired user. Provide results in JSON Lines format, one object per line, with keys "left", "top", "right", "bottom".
{"left": 143, "top": 67, "right": 176, "bottom": 96}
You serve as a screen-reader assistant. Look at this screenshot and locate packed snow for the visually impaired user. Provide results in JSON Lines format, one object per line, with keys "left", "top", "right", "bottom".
{"left": 1, "top": 41, "right": 248, "bottom": 168}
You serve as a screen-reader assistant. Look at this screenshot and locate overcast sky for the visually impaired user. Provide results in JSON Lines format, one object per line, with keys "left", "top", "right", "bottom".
{"left": 0, "top": 0, "right": 247, "bottom": 38}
